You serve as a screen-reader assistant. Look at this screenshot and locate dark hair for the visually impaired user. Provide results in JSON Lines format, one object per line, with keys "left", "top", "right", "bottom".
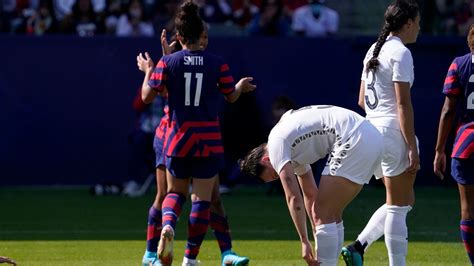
{"left": 175, "top": 0, "right": 203, "bottom": 45}
{"left": 239, "top": 144, "right": 267, "bottom": 178}
{"left": 366, "top": 0, "right": 419, "bottom": 72}
{"left": 272, "top": 95, "right": 296, "bottom": 111}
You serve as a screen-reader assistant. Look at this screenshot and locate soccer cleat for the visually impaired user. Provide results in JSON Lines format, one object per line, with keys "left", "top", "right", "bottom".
{"left": 142, "top": 251, "right": 161, "bottom": 266}
{"left": 181, "top": 257, "right": 201, "bottom": 266}
{"left": 158, "top": 225, "right": 174, "bottom": 265}
{"left": 221, "top": 250, "right": 250, "bottom": 266}
{"left": 341, "top": 243, "right": 364, "bottom": 266}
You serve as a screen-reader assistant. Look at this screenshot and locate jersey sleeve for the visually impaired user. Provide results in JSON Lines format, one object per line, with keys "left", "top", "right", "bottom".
{"left": 217, "top": 62, "right": 235, "bottom": 95}
{"left": 442, "top": 58, "right": 463, "bottom": 97}
{"left": 148, "top": 58, "right": 168, "bottom": 92}
{"left": 391, "top": 47, "right": 414, "bottom": 87}
{"left": 268, "top": 136, "right": 292, "bottom": 174}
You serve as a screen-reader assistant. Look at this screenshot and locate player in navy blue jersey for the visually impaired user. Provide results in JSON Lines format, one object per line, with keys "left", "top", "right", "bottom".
{"left": 434, "top": 23, "right": 474, "bottom": 265}
{"left": 137, "top": 1, "right": 255, "bottom": 265}
{"left": 140, "top": 26, "right": 250, "bottom": 266}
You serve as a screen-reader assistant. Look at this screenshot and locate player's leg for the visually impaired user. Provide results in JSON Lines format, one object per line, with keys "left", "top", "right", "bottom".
{"left": 342, "top": 203, "right": 386, "bottom": 266}
{"left": 335, "top": 121, "right": 383, "bottom": 266}
{"left": 459, "top": 183, "right": 474, "bottom": 264}
{"left": 206, "top": 177, "right": 249, "bottom": 266}
{"left": 453, "top": 158, "right": 474, "bottom": 264}
{"left": 183, "top": 172, "right": 216, "bottom": 266}
{"left": 143, "top": 165, "right": 167, "bottom": 266}
{"left": 158, "top": 158, "right": 191, "bottom": 265}
{"left": 384, "top": 170, "right": 415, "bottom": 266}
{"left": 315, "top": 175, "right": 363, "bottom": 266}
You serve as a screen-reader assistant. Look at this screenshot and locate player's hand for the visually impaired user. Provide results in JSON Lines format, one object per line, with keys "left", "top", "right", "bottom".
{"left": 433, "top": 151, "right": 446, "bottom": 180}
{"left": 236, "top": 77, "right": 256, "bottom": 93}
{"left": 301, "top": 240, "right": 318, "bottom": 265}
{"left": 0, "top": 256, "right": 17, "bottom": 265}
{"left": 136, "top": 52, "right": 154, "bottom": 74}
{"left": 406, "top": 147, "right": 420, "bottom": 175}
{"left": 161, "top": 29, "right": 176, "bottom": 56}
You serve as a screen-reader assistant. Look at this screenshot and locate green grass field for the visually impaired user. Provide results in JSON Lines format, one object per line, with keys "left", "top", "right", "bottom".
{"left": 0, "top": 185, "right": 468, "bottom": 265}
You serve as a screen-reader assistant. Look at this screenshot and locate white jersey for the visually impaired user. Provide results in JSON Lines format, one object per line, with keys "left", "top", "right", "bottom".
{"left": 267, "top": 105, "right": 365, "bottom": 176}
{"left": 361, "top": 35, "right": 414, "bottom": 129}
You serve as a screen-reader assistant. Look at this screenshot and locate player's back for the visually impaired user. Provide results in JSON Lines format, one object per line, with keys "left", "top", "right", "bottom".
{"left": 269, "top": 105, "right": 366, "bottom": 164}
{"left": 163, "top": 49, "right": 233, "bottom": 125}
{"left": 445, "top": 53, "right": 474, "bottom": 159}
{"left": 362, "top": 36, "right": 414, "bottom": 129}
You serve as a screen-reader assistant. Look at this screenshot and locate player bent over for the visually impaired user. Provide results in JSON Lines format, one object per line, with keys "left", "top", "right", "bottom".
{"left": 240, "top": 105, "right": 383, "bottom": 266}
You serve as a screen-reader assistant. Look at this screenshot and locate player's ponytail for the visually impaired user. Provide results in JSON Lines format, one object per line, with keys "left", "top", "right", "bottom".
{"left": 367, "top": 0, "right": 419, "bottom": 72}
{"left": 175, "top": 0, "right": 203, "bottom": 45}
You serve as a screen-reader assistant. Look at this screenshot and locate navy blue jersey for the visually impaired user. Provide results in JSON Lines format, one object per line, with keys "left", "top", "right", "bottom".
{"left": 443, "top": 53, "right": 474, "bottom": 158}
{"left": 148, "top": 49, "right": 235, "bottom": 157}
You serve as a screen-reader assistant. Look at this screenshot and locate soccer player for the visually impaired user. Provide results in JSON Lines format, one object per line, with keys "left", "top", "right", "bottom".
{"left": 239, "top": 105, "right": 384, "bottom": 266}
{"left": 140, "top": 27, "right": 250, "bottom": 266}
{"left": 341, "top": 1, "right": 420, "bottom": 265}
{"left": 433, "top": 23, "right": 474, "bottom": 265}
{"left": 137, "top": 1, "right": 255, "bottom": 265}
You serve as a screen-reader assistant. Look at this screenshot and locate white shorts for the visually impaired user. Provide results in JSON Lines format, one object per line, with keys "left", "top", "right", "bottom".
{"left": 373, "top": 126, "right": 419, "bottom": 179}
{"left": 322, "top": 121, "right": 383, "bottom": 185}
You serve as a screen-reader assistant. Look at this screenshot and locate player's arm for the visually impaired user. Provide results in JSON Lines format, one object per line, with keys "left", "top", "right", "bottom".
{"left": 434, "top": 96, "right": 457, "bottom": 179}
{"left": 137, "top": 52, "right": 158, "bottom": 104}
{"left": 394, "top": 81, "right": 419, "bottom": 173}
{"left": 279, "top": 162, "right": 316, "bottom": 265}
{"left": 224, "top": 77, "right": 256, "bottom": 103}
{"left": 296, "top": 167, "right": 318, "bottom": 233}
{"left": 358, "top": 81, "right": 365, "bottom": 110}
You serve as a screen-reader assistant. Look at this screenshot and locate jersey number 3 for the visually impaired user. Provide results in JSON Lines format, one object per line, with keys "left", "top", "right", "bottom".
{"left": 184, "top": 72, "right": 203, "bottom": 106}
{"left": 365, "top": 70, "right": 378, "bottom": 110}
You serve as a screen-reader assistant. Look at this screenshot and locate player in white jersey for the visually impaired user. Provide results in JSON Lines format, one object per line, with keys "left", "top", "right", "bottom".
{"left": 342, "top": 1, "right": 420, "bottom": 266}
{"left": 240, "top": 105, "right": 383, "bottom": 266}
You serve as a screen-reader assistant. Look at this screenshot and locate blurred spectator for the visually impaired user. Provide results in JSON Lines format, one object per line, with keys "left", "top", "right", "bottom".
{"left": 281, "top": 0, "right": 306, "bottom": 18}
{"left": 61, "top": 0, "right": 105, "bottom": 36}
{"left": 52, "top": 0, "right": 74, "bottom": 21}
{"left": 232, "top": 0, "right": 260, "bottom": 27}
{"left": 247, "top": 0, "right": 289, "bottom": 36}
{"left": 196, "top": 0, "right": 233, "bottom": 24}
{"left": 0, "top": 0, "right": 13, "bottom": 32}
{"left": 103, "top": 0, "right": 124, "bottom": 34}
{"left": 5, "top": 0, "right": 40, "bottom": 33}
{"left": 151, "top": 0, "right": 178, "bottom": 35}
{"left": 115, "top": 0, "right": 154, "bottom": 37}
{"left": 26, "top": 0, "right": 58, "bottom": 35}
{"left": 291, "top": 0, "right": 339, "bottom": 37}
{"left": 455, "top": 0, "right": 474, "bottom": 35}
{"left": 436, "top": 0, "right": 464, "bottom": 34}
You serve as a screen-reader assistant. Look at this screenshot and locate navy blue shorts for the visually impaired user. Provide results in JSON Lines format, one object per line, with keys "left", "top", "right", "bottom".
{"left": 166, "top": 156, "right": 224, "bottom": 179}
{"left": 153, "top": 135, "right": 165, "bottom": 168}
{"left": 451, "top": 158, "right": 474, "bottom": 185}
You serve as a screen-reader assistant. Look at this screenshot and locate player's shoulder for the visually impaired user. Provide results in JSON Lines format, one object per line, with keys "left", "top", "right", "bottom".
{"left": 453, "top": 53, "right": 471, "bottom": 65}
{"left": 202, "top": 51, "right": 225, "bottom": 62}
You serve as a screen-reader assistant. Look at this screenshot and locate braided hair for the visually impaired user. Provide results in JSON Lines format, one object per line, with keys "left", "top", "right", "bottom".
{"left": 367, "top": 0, "right": 419, "bottom": 72}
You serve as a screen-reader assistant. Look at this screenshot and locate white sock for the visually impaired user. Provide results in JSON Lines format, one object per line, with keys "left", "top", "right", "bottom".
{"left": 182, "top": 257, "right": 197, "bottom": 266}
{"left": 357, "top": 204, "right": 387, "bottom": 251}
{"left": 337, "top": 221, "right": 344, "bottom": 252}
{"left": 385, "top": 205, "right": 412, "bottom": 266}
{"left": 315, "top": 222, "right": 339, "bottom": 266}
